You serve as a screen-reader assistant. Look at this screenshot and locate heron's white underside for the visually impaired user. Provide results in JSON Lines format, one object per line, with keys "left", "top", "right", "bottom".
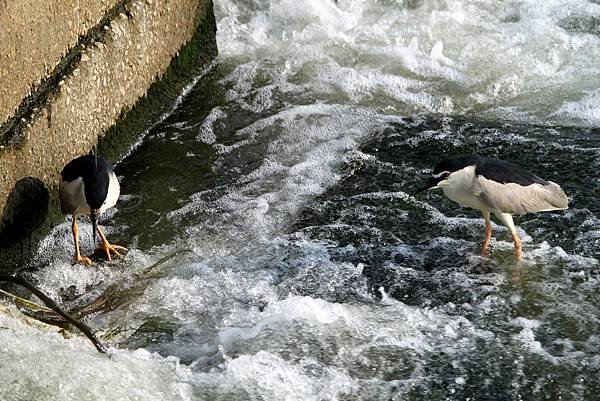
{"left": 436, "top": 165, "right": 568, "bottom": 215}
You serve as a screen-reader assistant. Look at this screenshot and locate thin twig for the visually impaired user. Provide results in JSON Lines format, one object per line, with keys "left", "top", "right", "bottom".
{"left": 0, "top": 274, "right": 107, "bottom": 353}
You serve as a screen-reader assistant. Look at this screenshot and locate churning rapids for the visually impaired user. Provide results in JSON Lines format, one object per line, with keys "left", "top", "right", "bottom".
{"left": 2, "top": 0, "right": 600, "bottom": 399}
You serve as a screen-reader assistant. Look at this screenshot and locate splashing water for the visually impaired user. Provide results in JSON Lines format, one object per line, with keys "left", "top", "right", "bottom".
{"left": 3, "top": 1, "right": 600, "bottom": 400}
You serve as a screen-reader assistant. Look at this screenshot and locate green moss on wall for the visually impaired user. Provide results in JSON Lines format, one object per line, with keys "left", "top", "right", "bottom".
{"left": 98, "top": 0, "right": 217, "bottom": 163}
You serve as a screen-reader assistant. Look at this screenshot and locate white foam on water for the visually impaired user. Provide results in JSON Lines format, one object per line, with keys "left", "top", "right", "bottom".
{"left": 170, "top": 105, "right": 390, "bottom": 245}
{"left": 1, "top": 235, "right": 491, "bottom": 400}
{"left": 223, "top": 351, "right": 356, "bottom": 400}
{"left": 184, "top": 350, "right": 358, "bottom": 400}
{"left": 511, "top": 317, "right": 558, "bottom": 361}
{"left": 196, "top": 107, "right": 224, "bottom": 144}
{"left": 216, "top": 294, "right": 488, "bottom": 358}
{"left": 0, "top": 305, "right": 193, "bottom": 401}
{"left": 5, "top": 1, "right": 600, "bottom": 399}
{"left": 124, "top": 259, "right": 278, "bottom": 326}
{"left": 551, "top": 89, "right": 600, "bottom": 126}
{"left": 36, "top": 220, "right": 92, "bottom": 264}
{"left": 526, "top": 241, "right": 599, "bottom": 268}
{"left": 215, "top": 0, "right": 600, "bottom": 125}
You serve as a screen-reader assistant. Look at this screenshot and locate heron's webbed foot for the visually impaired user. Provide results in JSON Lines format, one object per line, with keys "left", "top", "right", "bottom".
{"left": 95, "top": 225, "right": 127, "bottom": 262}
{"left": 96, "top": 242, "right": 127, "bottom": 261}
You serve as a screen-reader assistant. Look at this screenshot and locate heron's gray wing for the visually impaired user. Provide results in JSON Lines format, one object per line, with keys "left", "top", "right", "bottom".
{"left": 472, "top": 176, "right": 568, "bottom": 215}
{"left": 59, "top": 181, "right": 75, "bottom": 215}
{"left": 59, "top": 178, "right": 86, "bottom": 215}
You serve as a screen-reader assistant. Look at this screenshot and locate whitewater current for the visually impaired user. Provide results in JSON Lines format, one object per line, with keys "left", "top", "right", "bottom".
{"left": 2, "top": 1, "right": 600, "bottom": 400}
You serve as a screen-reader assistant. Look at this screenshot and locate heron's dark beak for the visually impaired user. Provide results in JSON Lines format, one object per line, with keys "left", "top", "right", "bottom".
{"left": 90, "top": 209, "right": 98, "bottom": 246}
{"left": 413, "top": 177, "right": 442, "bottom": 196}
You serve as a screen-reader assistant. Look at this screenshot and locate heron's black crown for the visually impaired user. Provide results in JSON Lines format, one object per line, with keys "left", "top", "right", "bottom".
{"left": 61, "top": 155, "right": 113, "bottom": 209}
{"left": 433, "top": 154, "right": 549, "bottom": 186}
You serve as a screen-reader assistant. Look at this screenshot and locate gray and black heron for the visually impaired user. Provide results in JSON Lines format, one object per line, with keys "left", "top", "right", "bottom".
{"left": 414, "top": 154, "right": 568, "bottom": 260}
{"left": 59, "top": 153, "right": 127, "bottom": 265}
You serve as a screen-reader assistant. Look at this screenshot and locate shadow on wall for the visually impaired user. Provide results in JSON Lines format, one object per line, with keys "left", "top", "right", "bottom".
{"left": 0, "top": 177, "right": 49, "bottom": 261}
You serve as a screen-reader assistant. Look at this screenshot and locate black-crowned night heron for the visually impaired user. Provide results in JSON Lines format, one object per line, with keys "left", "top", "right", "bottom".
{"left": 414, "top": 154, "right": 568, "bottom": 260}
{"left": 59, "top": 153, "right": 126, "bottom": 265}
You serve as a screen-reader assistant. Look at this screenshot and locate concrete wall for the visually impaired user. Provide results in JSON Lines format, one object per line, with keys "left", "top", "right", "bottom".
{"left": 0, "top": 0, "right": 217, "bottom": 263}
{"left": 0, "top": 0, "right": 119, "bottom": 125}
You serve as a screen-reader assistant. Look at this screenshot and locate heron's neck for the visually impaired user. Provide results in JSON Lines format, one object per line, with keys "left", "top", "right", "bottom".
{"left": 439, "top": 165, "right": 476, "bottom": 190}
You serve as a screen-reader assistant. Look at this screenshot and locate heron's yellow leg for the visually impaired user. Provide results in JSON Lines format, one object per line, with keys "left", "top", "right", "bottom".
{"left": 95, "top": 226, "right": 127, "bottom": 261}
{"left": 482, "top": 211, "right": 492, "bottom": 256}
{"left": 512, "top": 232, "right": 522, "bottom": 261}
{"left": 72, "top": 217, "right": 92, "bottom": 266}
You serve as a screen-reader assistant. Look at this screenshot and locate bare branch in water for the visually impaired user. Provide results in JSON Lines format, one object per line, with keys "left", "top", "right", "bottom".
{"left": 0, "top": 274, "right": 107, "bottom": 353}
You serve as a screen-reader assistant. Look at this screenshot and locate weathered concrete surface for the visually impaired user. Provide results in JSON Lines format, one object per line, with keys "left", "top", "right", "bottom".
{"left": 0, "top": 0, "right": 217, "bottom": 264}
{"left": 0, "top": 0, "right": 120, "bottom": 125}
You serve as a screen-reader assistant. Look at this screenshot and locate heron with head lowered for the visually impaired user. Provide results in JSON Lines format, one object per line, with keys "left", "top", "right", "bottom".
{"left": 59, "top": 150, "right": 127, "bottom": 265}
{"left": 414, "top": 154, "right": 568, "bottom": 261}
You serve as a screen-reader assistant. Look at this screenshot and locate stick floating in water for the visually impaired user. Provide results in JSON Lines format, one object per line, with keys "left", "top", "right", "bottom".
{"left": 0, "top": 274, "right": 107, "bottom": 353}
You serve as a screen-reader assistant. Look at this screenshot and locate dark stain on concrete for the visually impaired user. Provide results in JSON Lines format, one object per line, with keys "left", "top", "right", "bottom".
{"left": 0, "top": 0, "right": 135, "bottom": 148}
{"left": 0, "top": 177, "right": 49, "bottom": 248}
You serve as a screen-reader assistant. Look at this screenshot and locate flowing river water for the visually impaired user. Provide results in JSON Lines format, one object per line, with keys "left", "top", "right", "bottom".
{"left": 2, "top": 0, "right": 600, "bottom": 399}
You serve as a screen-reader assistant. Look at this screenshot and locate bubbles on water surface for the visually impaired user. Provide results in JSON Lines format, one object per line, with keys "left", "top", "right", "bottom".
{"left": 215, "top": 0, "right": 600, "bottom": 124}
{"left": 0, "top": 305, "right": 194, "bottom": 401}
{"left": 4, "top": 0, "right": 600, "bottom": 399}
{"left": 6, "top": 110, "right": 600, "bottom": 400}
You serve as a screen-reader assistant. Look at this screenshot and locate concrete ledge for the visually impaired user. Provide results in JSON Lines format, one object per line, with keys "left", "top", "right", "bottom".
{"left": 0, "top": 0, "right": 120, "bottom": 125}
{"left": 0, "top": 0, "right": 217, "bottom": 265}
